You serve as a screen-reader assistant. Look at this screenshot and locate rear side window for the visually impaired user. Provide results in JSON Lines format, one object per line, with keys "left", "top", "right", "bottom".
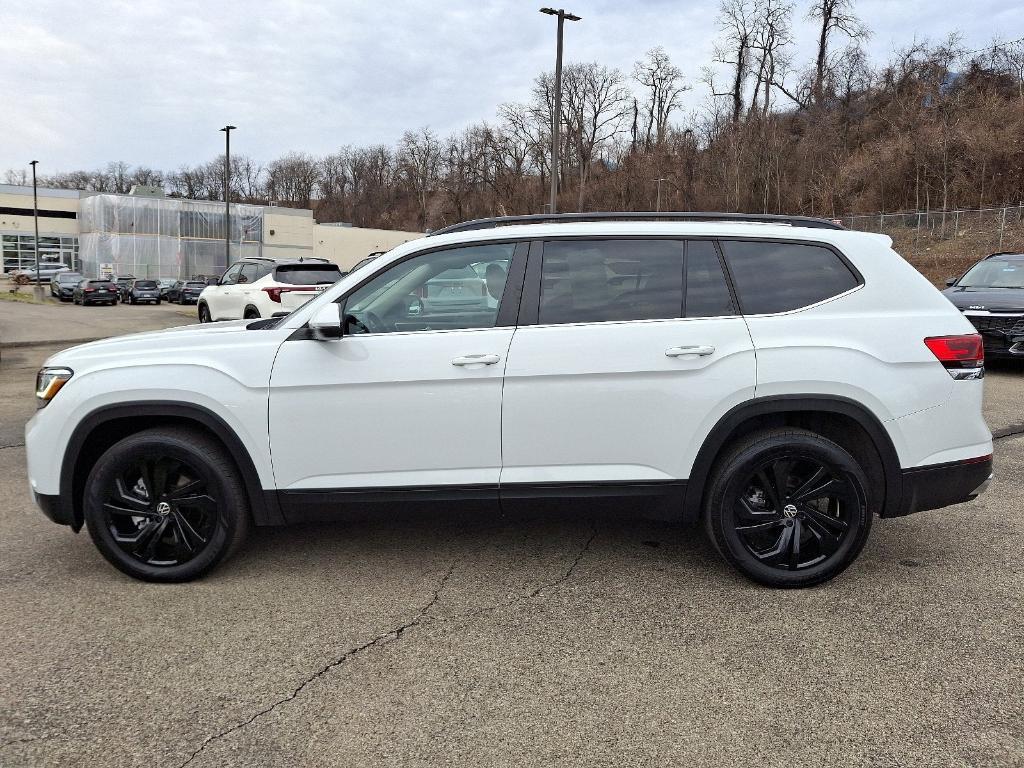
{"left": 539, "top": 240, "right": 683, "bottom": 325}
{"left": 721, "top": 241, "right": 860, "bottom": 314}
{"left": 685, "top": 241, "right": 735, "bottom": 317}
{"left": 275, "top": 264, "right": 342, "bottom": 285}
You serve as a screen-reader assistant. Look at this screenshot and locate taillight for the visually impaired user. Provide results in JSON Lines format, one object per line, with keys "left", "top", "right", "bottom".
{"left": 84, "top": 287, "right": 95, "bottom": 292}
{"left": 924, "top": 334, "right": 984, "bottom": 379}
{"left": 262, "top": 286, "right": 316, "bottom": 303}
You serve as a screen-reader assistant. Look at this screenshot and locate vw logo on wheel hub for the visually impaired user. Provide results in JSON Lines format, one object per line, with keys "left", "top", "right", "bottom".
{"left": 783, "top": 504, "right": 799, "bottom": 518}
{"left": 156, "top": 502, "right": 172, "bottom": 516}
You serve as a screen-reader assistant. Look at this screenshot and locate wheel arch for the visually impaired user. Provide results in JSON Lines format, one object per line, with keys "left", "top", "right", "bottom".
{"left": 682, "top": 395, "right": 902, "bottom": 523}
{"left": 60, "top": 401, "right": 283, "bottom": 532}
{"left": 243, "top": 304, "right": 262, "bottom": 319}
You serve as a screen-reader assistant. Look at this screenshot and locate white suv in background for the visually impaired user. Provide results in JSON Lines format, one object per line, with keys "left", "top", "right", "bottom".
{"left": 197, "top": 256, "right": 342, "bottom": 322}
{"left": 26, "top": 213, "right": 992, "bottom": 587}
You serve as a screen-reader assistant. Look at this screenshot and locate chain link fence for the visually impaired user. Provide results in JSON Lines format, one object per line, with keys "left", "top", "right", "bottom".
{"left": 840, "top": 204, "right": 1024, "bottom": 253}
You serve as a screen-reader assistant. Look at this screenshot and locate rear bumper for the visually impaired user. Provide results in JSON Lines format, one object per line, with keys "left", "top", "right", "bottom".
{"left": 892, "top": 455, "right": 993, "bottom": 517}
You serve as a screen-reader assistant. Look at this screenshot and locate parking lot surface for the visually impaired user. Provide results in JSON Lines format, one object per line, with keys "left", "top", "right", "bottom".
{"left": 0, "top": 297, "right": 195, "bottom": 348}
{"left": 1, "top": 326, "right": 1022, "bottom": 766}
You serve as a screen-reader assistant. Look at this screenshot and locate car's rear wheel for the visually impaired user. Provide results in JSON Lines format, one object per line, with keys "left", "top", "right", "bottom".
{"left": 704, "top": 428, "right": 872, "bottom": 588}
{"left": 198, "top": 303, "right": 211, "bottom": 323}
{"left": 243, "top": 306, "right": 261, "bottom": 319}
{"left": 83, "top": 427, "right": 250, "bottom": 582}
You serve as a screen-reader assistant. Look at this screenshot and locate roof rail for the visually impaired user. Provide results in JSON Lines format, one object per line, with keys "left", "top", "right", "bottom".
{"left": 428, "top": 211, "right": 845, "bottom": 236}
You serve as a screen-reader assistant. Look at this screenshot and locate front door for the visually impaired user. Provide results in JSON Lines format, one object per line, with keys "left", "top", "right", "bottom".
{"left": 500, "top": 238, "right": 756, "bottom": 488}
{"left": 268, "top": 241, "right": 524, "bottom": 511}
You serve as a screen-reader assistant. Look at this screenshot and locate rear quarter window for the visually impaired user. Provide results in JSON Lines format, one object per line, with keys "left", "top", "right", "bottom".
{"left": 275, "top": 264, "right": 342, "bottom": 285}
{"left": 720, "top": 240, "right": 860, "bottom": 314}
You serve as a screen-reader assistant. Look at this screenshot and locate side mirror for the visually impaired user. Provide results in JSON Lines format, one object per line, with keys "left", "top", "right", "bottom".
{"left": 308, "top": 302, "right": 342, "bottom": 340}
{"left": 945, "top": 277, "right": 956, "bottom": 287}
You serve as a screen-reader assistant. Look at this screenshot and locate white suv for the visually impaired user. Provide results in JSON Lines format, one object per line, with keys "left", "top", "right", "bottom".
{"left": 26, "top": 213, "right": 993, "bottom": 587}
{"left": 197, "top": 257, "right": 342, "bottom": 322}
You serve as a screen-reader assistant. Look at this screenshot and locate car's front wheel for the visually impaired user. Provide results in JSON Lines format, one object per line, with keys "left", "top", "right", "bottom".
{"left": 704, "top": 428, "right": 872, "bottom": 588}
{"left": 83, "top": 427, "right": 250, "bottom": 582}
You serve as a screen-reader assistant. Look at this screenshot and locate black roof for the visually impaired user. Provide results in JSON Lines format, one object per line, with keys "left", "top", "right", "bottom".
{"left": 429, "top": 211, "right": 845, "bottom": 237}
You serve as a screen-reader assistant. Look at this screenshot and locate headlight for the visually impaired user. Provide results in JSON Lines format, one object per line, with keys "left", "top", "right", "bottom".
{"left": 35, "top": 367, "right": 73, "bottom": 407}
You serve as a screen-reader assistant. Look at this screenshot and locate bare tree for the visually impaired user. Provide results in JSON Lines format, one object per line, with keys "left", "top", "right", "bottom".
{"left": 634, "top": 47, "right": 690, "bottom": 147}
{"left": 399, "top": 127, "right": 442, "bottom": 229}
{"left": 808, "top": 0, "right": 870, "bottom": 106}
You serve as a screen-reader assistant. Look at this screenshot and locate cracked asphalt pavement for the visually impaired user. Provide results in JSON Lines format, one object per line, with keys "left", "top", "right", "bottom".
{"left": 1, "top": 343, "right": 1022, "bottom": 767}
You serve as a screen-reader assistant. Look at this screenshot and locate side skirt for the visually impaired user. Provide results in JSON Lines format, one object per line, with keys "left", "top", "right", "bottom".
{"left": 276, "top": 481, "right": 687, "bottom": 524}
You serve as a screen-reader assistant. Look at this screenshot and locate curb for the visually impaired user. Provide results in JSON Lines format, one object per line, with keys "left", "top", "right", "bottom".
{"left": 0, "top": 337, "right": 105, "bottom": 351}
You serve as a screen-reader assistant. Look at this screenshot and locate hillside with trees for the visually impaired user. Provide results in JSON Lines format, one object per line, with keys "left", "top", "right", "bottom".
{"left": 7, "top": 1, "right": 1024, "bottom": 237}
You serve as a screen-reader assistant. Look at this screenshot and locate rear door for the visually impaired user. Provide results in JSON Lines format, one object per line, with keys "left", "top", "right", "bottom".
{"left": 500, "top": 238, "right": 756, "bottom": 489}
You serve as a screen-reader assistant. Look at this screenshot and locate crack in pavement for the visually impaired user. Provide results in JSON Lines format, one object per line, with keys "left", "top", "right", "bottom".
{"left": 0, "top": 443, "right": 25, "bottom": 450}
{"left": 993, "top": 423, "right": 1024, "bottom": 441}
{"left": 172, "top": 524, "right": 598, "bottom": 768}
{"left": 174, "top": 561, "right": 458, "bottom": 768}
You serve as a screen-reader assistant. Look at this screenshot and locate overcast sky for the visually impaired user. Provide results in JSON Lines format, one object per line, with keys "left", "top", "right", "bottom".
{"left": 2, "top": 0, "right": 1021, "bottom": 176}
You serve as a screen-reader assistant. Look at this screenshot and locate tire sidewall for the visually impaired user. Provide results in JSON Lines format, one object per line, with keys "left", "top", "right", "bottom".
{"left": 708, "top": 434, "right": 872, "bottom": 587}
{"left": 83, "top": 433, "right": 244, "bottom": 582}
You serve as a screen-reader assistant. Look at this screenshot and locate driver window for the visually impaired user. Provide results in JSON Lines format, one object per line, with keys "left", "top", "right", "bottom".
{"left": 342, "top": 243, "right": 515, "bottom": 335}
{"left": 220, "top": 263, "right": 243, "bottom": 286}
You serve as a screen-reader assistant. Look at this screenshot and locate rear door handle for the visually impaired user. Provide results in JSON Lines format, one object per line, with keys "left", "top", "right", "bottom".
{"left": 452, "top": 354, "right": 501, "bottom": 366}
{"left": 665, "top": 345, "right": 715, "bottom": 357}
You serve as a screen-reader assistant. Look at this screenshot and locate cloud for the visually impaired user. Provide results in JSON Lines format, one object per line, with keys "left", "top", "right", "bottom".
{"left": 0, "top": 0, "right": 1019, "bottom": 174}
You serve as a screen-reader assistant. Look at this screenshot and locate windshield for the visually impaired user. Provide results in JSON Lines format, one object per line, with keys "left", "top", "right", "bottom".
{"left": 275, "top": 264, "right": 342, "bottom": 285}
{"left": 58, "top": 273, "right": 82, "bottom": 282}
{"left": 959, "top": 260, "right": 1024, "bottom": 289}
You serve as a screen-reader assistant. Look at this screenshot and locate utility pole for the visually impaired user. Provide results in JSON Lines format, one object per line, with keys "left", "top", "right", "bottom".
{"left": 540, "top": 7, "right": 580, "bottom": 215}
{"left": 29, "top": 160, "right": 43, "bottom": 298}
{"left": 220, "top": 125, "right": 236, "bottom": 271}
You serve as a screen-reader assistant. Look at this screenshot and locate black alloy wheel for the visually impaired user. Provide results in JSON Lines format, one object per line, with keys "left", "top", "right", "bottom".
{"left": 704, "top": 428, "right": 872, "bottom": 588}
{"left": 84, "top": 427, "right": 249, "bottom": 581}
{"left": 732, "top": 455, "right": 858, "bottom": 570}
{"left": 198, "top": 304, "right": 211, "bottom": 323}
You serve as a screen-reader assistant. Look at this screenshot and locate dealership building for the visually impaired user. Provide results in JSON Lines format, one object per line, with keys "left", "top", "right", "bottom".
{"left": 0, "top": 183, "right": 420, "bottom": 279}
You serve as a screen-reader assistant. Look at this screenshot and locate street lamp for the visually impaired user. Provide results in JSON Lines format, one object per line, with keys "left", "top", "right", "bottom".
{"left": 653, "top": 177, "right": 667, "bottom": 212}
{"left": 220, "top": 125, "right": 236, "bottom": 270}
{"left": 29, "top": 160, "right": 42, "bottom": 297}
{"left": 540, "top": 7, "right": 580, "bottom": 215}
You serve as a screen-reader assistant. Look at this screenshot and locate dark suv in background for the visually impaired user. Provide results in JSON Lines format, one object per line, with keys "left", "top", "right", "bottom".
{"left": 943, "top": 252, "right": 1024, "bottom": 359}
{"left": 72, "top": 279, "right": 118, "bottom": 306}
{"left": 50, "top": 271, "right": 83, "bottom": 301}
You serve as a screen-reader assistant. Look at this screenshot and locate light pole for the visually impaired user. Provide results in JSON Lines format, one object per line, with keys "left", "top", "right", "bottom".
{"left": 220, "top": 125, "right": 236, "bottom": 271}
{"left": 540, "top": 7, "right": 580, "bottom": 215}
{"left": 29, "top": 160, "right": 42, "bottom": 297}
{"left": 653, "top": 177, "right": 667, "bottom": 212}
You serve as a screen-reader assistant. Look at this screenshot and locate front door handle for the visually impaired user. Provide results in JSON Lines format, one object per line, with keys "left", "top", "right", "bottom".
{"left": 665, "top": 345, "right": 715, "bottom": 358}
{"left": 452, "top": 354, "right": 501, "bottom": 367}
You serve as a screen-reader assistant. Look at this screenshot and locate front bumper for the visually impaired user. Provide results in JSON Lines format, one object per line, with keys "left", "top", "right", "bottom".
{"left": 894, "top": 455, "right": 993, "bottom": 517}
{"left": 32, "top": 490, "right": 75, "bottom": 527}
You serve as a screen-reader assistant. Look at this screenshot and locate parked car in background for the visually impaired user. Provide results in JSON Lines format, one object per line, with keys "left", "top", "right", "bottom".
{"left": 13, "top": 263, "right": 70, "bottom": 281}
{"left": 166, "top": 280, "right": 206, "bottom": 305}
{"left": 157, "top": 279, "right": 176, "bottom": 298}
{"left": 125, "top": 279, "right": 162, "bottom": 305}
{"left": 27, "top": 213, "right": 992, "bottom": 586}
{"left": 50, "top": 271, "right": 84, "bottom": 301}
{"left": 71, "top": 278, "right": 118, "bottom": 306}
{"left": 198, "top": 257, "right": 342, "bottom": 322}
{"left": 113, "top": 275, "right": 136, "bottom": 302}
{"left": 942, "top": 252, "right": 1024, "bottom": 359}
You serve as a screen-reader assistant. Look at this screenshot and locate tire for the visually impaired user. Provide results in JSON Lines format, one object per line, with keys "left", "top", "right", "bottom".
{"left": 243, "top": 306, "right": 261, "bottom": 320}
{"left": 156, "top": 299, "right": 161, "bottom": 305}
{"left": 703, "top": 427, "right": 873, "bottom": 588}
{"left": 83, "top": 426, "right": 250, "bottom": 582}
{"left": 198, "top": 303, "right": 211, "bottom": 323}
